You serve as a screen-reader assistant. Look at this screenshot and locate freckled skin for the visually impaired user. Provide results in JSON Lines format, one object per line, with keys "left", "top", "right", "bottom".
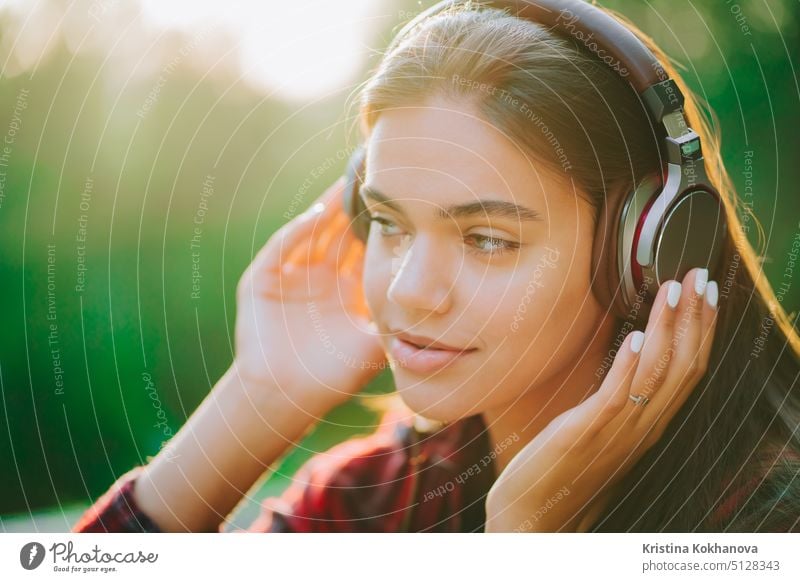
{"left": 362, "top": 95, "right": 617, "bottom": 431}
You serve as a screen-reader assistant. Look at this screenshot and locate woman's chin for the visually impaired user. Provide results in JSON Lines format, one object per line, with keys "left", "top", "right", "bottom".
{"left": 395, "top": 382, "right": 479, "bottom": 423}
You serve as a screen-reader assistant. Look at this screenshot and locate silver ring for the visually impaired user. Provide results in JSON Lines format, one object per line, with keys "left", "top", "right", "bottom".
{"left": 628, "top": 393, "right": 650, "bottom": 407}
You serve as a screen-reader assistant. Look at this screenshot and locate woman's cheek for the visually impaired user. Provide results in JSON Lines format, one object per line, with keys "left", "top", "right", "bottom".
{"left": 486, "top": 268, "right": 558, "bottom": 338}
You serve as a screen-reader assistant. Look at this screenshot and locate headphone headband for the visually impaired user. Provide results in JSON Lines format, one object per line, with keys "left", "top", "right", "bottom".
{"left": 386, "top": 1, "right": 689, "bottom": 143}
{"left": 387, "top": 0, "right": 671, "bottom": 95}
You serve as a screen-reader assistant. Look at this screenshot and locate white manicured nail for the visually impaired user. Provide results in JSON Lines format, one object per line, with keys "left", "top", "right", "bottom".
{"left": 630, "top": 331, "right": 645, "bottom": 354}
{"left": 666, "top": 281, "right": 682, "bottom": 309}
{"left": 706, "top": 280, "right": 718, "bottom": 309}
{"left": 694, "top": 268, "right": 708, "bottom": 296}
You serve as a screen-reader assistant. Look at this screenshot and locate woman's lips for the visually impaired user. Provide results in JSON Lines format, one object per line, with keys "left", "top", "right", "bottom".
{"left": 389, "top": 337, "right": 478, "bottom": 374}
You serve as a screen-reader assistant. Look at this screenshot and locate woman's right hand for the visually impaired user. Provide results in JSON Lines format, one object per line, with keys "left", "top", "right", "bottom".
{"left": 232, "top": 176, "right": 387, "bottom": 414}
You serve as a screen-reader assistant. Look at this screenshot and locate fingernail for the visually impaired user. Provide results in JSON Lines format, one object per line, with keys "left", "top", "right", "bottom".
{"left": 694, "top": 268, "right": 708, "bottom": 296}
{"left": 706, "top": 280, "right": 718, "bottom": 309}
{"left": 666, "top": 281, "right": 682, "bottom": 309}
{"left": 630, "top": 331, "right": 645, "bottom": 354}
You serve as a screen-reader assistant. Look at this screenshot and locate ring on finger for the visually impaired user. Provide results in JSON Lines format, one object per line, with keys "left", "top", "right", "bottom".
{"left": 628, "top": 393, "right": 650, "bottom": 408}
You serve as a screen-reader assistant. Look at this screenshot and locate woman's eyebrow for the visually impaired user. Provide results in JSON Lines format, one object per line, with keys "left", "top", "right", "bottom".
{"left": 359, "top": 185, "right": 543, "bottom": 221}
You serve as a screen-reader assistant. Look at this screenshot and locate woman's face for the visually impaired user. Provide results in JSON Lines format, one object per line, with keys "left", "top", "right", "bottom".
{"left": 361, "top": 95, "right": 612, "bottom": 422}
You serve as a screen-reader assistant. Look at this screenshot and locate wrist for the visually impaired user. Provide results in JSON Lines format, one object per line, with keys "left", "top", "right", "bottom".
{"left": 485, "top": 491, "right": 516, "bottom": 532}
{"left": 221, "top": 362, "right": 344, "bottom": 423}
{"left": 485, "top": 492, "right": 567, "bottom": 533}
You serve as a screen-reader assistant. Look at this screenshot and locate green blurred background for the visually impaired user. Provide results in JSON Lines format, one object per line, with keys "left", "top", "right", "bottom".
{"left": 0, "top": 0, "right": 798, "bottom": 532}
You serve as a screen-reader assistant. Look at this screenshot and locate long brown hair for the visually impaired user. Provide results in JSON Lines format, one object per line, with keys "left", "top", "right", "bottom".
{"left": 354, "top": 0, "right": 800, "bottom": 531}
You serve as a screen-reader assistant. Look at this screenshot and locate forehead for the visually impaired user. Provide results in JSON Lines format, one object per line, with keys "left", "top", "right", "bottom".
{"left": 365, "top": 97, "right": 568, "bottom": 210}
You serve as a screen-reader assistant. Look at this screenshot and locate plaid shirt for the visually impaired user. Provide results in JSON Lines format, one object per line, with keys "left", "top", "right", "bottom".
{"left": 71, "top": 409, "right": 494, "bottom": 533}
{"left": 71, "top": 410, "right": 798, "bottom": 533}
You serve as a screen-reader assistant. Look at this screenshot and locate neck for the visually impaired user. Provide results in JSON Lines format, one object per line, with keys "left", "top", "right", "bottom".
{"left": 482, "top": 317, "right": 618, "bottom": 479}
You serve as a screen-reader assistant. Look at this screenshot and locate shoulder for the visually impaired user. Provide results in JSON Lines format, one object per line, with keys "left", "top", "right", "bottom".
{"left": 245, "top": 410, "right": 486, "bottom": 532}
{"left": 246, "top": 408, "right": 419, "bottom": 532}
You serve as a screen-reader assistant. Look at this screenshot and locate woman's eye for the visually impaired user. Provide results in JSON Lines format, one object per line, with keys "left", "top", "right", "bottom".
{"left": 465, "top": 233, "right": 520, "bottom": 256}
{"left": 368, "top": 215, "right": 403, "bottom": 236}
{"left": 369, "top": 215, "right": 519, "bottom": 257}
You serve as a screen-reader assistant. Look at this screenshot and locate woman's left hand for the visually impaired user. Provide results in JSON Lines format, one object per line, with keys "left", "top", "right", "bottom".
{"left": 484, "top": 267, "right": 719, "bottom": 532}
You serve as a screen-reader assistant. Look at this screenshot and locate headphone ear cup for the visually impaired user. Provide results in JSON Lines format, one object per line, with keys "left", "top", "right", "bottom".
{"left": 591, "top": 178, "right": 658, "bottom": 325}
{"left": 343, "top": 144, "right": 370, "bottom": 242}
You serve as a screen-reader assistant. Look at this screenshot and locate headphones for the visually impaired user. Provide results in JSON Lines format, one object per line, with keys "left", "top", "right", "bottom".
{"left": 341, "top": 0, "right": 728, "bottom": 325}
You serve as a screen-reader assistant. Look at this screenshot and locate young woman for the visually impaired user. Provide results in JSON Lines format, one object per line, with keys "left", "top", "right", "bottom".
{"left": 73, "top": 1, "right": 800, "bottom": 533}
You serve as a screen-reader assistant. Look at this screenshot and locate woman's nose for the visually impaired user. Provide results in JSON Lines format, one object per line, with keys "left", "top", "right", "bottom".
{"left": 386, "top": 235, "right": 453, "bottom": 314}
